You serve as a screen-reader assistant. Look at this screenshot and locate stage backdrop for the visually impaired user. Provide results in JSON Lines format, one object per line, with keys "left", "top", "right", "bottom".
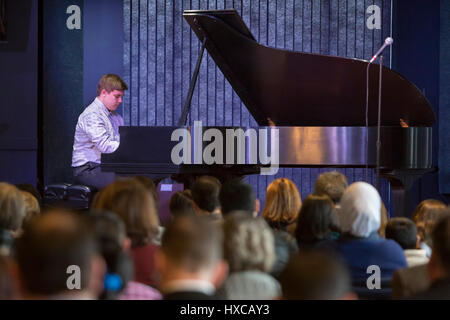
{"left": 123, "top": 0, "right": 394, "bottom": 212}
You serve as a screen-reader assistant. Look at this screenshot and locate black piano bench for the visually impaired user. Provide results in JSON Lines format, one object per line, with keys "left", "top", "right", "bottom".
{"left": 43, "top": 183, "right": 94, "bottom": 211}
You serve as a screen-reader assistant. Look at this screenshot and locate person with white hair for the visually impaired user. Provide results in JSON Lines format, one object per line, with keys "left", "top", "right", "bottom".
{"left": 329, "top": 182, "right": 407, "bottom": 283}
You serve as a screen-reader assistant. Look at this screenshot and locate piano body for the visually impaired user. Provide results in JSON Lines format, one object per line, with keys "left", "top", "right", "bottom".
{"left": 102, "top": 10, "right": 435, "bottom": 217}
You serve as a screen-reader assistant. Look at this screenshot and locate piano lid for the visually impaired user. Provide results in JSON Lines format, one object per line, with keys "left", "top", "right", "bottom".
{"left": 183, "top": 10, "right": 435, "bottom": 127}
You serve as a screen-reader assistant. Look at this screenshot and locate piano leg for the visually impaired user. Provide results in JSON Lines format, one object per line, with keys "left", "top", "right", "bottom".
{"left": 380, "top": 169, "right": 434, "bottom": 218}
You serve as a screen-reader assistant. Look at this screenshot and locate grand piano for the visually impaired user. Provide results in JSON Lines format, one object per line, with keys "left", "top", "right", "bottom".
{"left": 102, "top": 10, "right": 435, "bottom": 217}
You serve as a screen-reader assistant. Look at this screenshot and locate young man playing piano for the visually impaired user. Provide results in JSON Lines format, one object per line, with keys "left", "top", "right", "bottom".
{"left": 71, "top": 74, "right": 127, "bottom": 190}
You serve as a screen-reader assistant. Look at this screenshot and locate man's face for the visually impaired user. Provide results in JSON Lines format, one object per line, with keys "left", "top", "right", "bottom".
{"left": 101, "top": 89, "right": 124, "bottom": 111}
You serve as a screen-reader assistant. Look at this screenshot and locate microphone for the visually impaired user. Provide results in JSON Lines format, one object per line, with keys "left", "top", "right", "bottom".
{"left": 369, "top": 37, "right": 393, "bottom": 63}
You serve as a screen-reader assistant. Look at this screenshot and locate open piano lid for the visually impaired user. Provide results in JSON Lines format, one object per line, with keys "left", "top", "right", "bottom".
{"left": 183, "top": 9, "right": 435, "bottom": 127}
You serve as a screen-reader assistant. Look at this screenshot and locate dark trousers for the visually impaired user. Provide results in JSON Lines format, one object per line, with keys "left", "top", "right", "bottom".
{"left": 73, "top": 162, "right": 116, "bottom": 190}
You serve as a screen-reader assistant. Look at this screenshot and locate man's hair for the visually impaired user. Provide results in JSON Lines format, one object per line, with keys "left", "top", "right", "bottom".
{"left": 97, "top": 74, "right": 128, "bottom": 96}
{"left": 92, "top": 178, "right": 159, "bottom": 247}
{"left": 89, "top": 210, "right": 127, "bottom": 247}
{"left": 161, "top": 216, "right": 223, "bottom": 272}
{"left": 169, "top": 190, "right": 196, "bottom": 217}
{"left": 262, "top": 178, "right": 301, "bottom": 229}
{"left": 412, "top": 199, "right": 448, "bottom": 247}
{"left": 431, "top": 213, "right": 450, "bottom": 275}
{"left": 313, "top": 171, "right": 348, "bottom": 203}
{"left": 15, "top": 210, "right": 97, "bottom": 296}
{"left": 219, "top": 179, "right": 256, "bottom": 215}
{"left": 0, "top": 182, "right": 26, "bottom": 231}
{"left": 280, "top": 250, "right": 352, "bottom": 300}
{"left": 223, "top": 215, "right": 275, "bottom": 273}
{"left": 295, "top": 194, "right": 335, "bottom": 245}
{"left": 385, "top": 217, "right": 418, "bottom": 250}
{"left": 191, "top": 176, "right": 221, "bottom": 213}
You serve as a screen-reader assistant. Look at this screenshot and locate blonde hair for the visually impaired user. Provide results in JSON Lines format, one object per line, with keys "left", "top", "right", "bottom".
{"left": 262, "top": 178, "right": 301, "bottom": 229}
{"left": 0, "top": 183, "right": 26, "bottom": 231}
{"left": 223, "top": 215, "right": 275, "bottom": 273}
{"left": 97, "top": 74, "right": 128, "bottom": 96}
{"left": 92, "top": 178, "right": 159, "bottom": 247}
{"left": 412, "top": 199, "right": 448, "bottom": 246}
{"left": 20, "top": 191, "right": 40, "bottom": 230}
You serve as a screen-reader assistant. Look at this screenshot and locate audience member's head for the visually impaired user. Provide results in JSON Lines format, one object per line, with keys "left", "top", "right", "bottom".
{"left": 428, "top": 214, "right": 450, "bottom": 282}
{"left": 92, "top": 178, "right": 160, "bottom": 248}
{"left": 223, "top": 214, "right": 275, "bottom": 273}
{"left": 156, "top": 216, "right": 227, "bottom": 291}
{"left": 191, "top": 176, "right": 221, "bottom": 214}
{"left": 0, "top": 183, "right": 26, "bottom": 232}
{"left": 313, "top": 171, "right": 348, "bottom": 204}
{"left": 295, "top": 194, "right": 335, "bottom": 246}
{"left": 219, "top": 179, "right": 256, "bottom": 216}
{"left": 169, "top": 190, "right": 196, "bottom": 218}
{"left": 337, "top": 182, "right": 381, "bottom": 238}
{"left": 262, "top": 178, "right": 301, "bottom": 230}
{"left": 20, "top": 191, "right": 41, "bottom": 232}
{"left": 385, "top": 218, "right": 418, "bottom": 250}
{"left": 412, "top": 199, "right": 448, "bottom": 247}
{"left": 280, "top": 250, "right": 355, "bottom": 300}
{"left": 378, "top": 201, "right": 389, "bottom": 238}
{"left": 15, "top": 210, "right": 105, "bottom": 299}
{"left": 16, "top": 183, "right": 42, "bottom": 207}
{"left": 89, "top": 211, "right": 133, "bottom": 300}
{"left": 133, "top": 176, "right": 159, "bottom": 208}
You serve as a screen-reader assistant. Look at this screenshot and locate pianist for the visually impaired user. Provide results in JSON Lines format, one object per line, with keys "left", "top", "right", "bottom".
{"left": 71, "top": 74, "right": 128, "bottom": 190}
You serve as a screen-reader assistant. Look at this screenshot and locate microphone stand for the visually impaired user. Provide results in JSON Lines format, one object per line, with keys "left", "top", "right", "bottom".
{"left": 375, "top": 55, "right": 383, "bottom": 192}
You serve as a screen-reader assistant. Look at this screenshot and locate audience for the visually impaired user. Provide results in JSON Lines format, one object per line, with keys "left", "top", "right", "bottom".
{"left": 191, "top": 176, "right": 222, "bottom": 220}
{"left": 89, "top": 210, "right": 161, "bottom": 300}
{"left": 410, "top": 213, "right": 450, "bottom": 299}
{"left": 0, "top": 174, "right": 448, "bottom": 300}
{"left": 15, "top": 210, "right": 105, "bottom": 299}
{"left": 219, "top": 179, "right": 258, "bottom": 217}
{"left": 412, "top": 199, "right": 448, "bottom": 258}
{"left": 0, "top": 183, "right": 26, "bottom": 255}
{"left": 169, "top": 190, "right": 196, "bottom": 218}
{"left": 313, "top": 171, "right": 348, "bottom": 204}
{"left": 280, "top": 250, "right": 356, "bottom": 300}
{"left": 92, "top": 178, "right": 161, "bottom": 288}
{"left": 262, "top": 178, "right": 300, "bottom": 278}
{"left": 295, "top": 194, "right": 338, "bottom": 250}
{"left": 385, "top": 217, "right": 429, "bottom": 267}
{"left": 155, "top": 216, "right": 228, "bottom": 300}
{"left": 219, "top": 214, "right": 280, "bottom": 299}
{"left": 331, "top": 182, "right": 407, "bottom": 283}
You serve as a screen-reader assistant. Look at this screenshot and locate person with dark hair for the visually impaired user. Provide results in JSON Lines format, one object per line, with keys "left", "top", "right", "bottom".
{"left": 191, "top": 176, "right": 222, "bottom": 220}
{"left": 15, "top": 210, "right": 106, "bottom": 299}
{"left": 385, "top": 217, "right": 429, "bottom": 267}
{"left": 92, "top": 178, "right": 160, "bottom": 288}
{"left": 89, "top": 210, "right": 161, "bottom": 300}
{"left": 279, "top": 250, "right": 356, "bottom": 300}
{"left": 219, "top": 179, "right": 258, "bottom": 217}
{"left": 295, "top": 194, "right": 338, "bottom": 250}
{"left": 156, "top": 216, "right": 228, "bottom": 300}
{"left": 72, "top": 74, "right": 128, "bottom": 190}
{"left": 410, "top": 213, "right": 450, "bottom": 299}
{"left": 169, "top": 190, "right": 196, "bottom": 218}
